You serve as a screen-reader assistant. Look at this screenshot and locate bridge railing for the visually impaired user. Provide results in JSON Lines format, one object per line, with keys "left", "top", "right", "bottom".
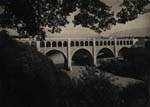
{"left": 16, "top": 37, "right": 136, "bottom": 50}
{"left": 37, "top": 38, "right": 134, "bottom": 49}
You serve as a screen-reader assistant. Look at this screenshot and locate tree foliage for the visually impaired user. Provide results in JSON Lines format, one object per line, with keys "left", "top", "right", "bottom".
{"left": 0, "top": 0, "right": 149, "bottom": 36}
{"left": 73, "top": 0, "right": 116, "bottom": 33}
{"left": 117, "top": 0, "right": 150, "bottom": 23}
{"left": 0, "top": 0, "right": 75, "bottom": 35}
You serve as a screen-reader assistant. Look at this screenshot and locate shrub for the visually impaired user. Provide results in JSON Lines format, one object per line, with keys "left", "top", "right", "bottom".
{"left": 65, "top": 67, "right": 123, "bottom": 107}
{"left": 121, "top": 82, "right": 147, "bottom": 107}
{"left": 100, "top": 47, "right": 150, "bottom": 78}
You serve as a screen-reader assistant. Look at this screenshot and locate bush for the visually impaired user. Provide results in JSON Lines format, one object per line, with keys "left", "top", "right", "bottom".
{"left": 58, "top": 67, "right": 124, "bottom": 107}
{"left": 100, "top": 47, "right": 150, "bottom": 79}
{"left": 75, "top": 68, "right": 122, "bottom": 107}
{"left": 121, "top": 82, "right": 147, "bottom": 107}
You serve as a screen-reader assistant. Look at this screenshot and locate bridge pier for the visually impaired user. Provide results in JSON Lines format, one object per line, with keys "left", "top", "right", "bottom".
{"left": 36, "top": 41, "right": 41, "bottom": 51}
{"left": 67, "top": 38, "right": 72, "bottom": 71}
{"left": 114, "top": 38, "right": 118, "bottom": 58}
{"left": 93, "top": 37, "right": 97, "bottom": 66}
{"left": 67, "top": 57, "right": 72, "bottom": 71}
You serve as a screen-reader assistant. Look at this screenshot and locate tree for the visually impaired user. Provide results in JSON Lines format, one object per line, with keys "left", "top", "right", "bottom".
{"left": 0, "top": 30, "right": 58, "bottom": 107}
{"left": 117, "top": 0, "right": 150, "bottom": 23}
{"left": 0, "top": 0, "right": 149, "bottom": 37}
{"left": 0, "top": 0, "right": 74, "bottom": 36}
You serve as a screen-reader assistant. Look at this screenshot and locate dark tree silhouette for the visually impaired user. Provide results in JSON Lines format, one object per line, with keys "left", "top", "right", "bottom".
{"left": 117, "top": 0, "right": 150, "bottom": 23}
{"left": 0, "top": 0, "right": 149, "bottom": 36}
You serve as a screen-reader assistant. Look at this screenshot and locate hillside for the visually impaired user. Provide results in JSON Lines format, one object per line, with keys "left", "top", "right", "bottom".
{"left": 0, "top": 30, "right": 58, "bottom": 107}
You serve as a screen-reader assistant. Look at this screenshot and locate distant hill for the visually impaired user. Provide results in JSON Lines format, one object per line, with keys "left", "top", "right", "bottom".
{"left": 109, "top": 27, "right": 150, "bottom": 38}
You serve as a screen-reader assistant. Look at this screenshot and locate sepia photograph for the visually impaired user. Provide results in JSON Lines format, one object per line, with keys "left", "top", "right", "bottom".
{"left": 0, "top": 0, "right": 150, "bottom": 107}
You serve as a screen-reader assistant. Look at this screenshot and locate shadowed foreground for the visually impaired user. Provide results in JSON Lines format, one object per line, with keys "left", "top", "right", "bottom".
{"left": 0, "top": 31, "right": 58, "bottom": 107}
{"left": 0, "top": 30, "right": 149, "bottom": 107}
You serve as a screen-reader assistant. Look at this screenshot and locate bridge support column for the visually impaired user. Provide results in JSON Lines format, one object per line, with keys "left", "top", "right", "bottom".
{"left": 132, "top": 38, "right": 137, "bottom": 46}
{"left": 94, "top": 56, "right": 97, "bottom": 66}
{"left": 36, "top": 41, "right": 41, "bottom": 51}
{"left": 67, "top": 38, "right": 72, "bottom": 71}
{"left": 93, "top": 37, "right": 97, "bottom": 66}
{"left": 114, "top": 38, "right": 118, "bottom": 58}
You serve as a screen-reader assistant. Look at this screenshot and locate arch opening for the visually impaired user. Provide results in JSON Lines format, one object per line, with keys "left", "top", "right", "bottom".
{"left": 72, "top": 49, "right": 93, "bottom": 66}
{"left": 63, "top": 41, "right": 67, "bottom": 47}
{"left": 127, "top": 41, "right": 129, "bottom": 45}
{"left": 80, "top": 41, "right": 84, "bottom": 46}
{"left": 71, "top": 41, "right": 74, "bottom": 47}
{"left": 96, "top": 41, "right": 99, "bottom": 46}
{"left": 111, "top": 41, "right": 114, "bottom": 45}
{"left": 97, "top": 48, "right": 114, "bottom": 65}
{"left": 120, "top": 41, "right": 123, "bottom": 45}
{"left": 52, "top": 41, "right": 57, "bottom": 47}
{"left": 46, "top": 50, "right": 67, "bottom": 69}
{"left": 89, "top": 41, "right": 93, "bottom": 46}
{"left": 123, "top": 40, "right": 126, "bottom": 45}
{"left": 76, "top": 41, "right": 79, "bottom": 46}
{"left": 85, "top": 41, "right": 88, "bottom": 46}
{"left": 118, "top": 47, "right": 129, "bottom": 59}
{"left": 104, "top": 41, "right": 107, "bottom": 46}
{"left": 58, "top": 41, "right": 62, "bottom": 47}
{"left": 130, "top": 40, "right": 133, "bottom": 45}
{"left": 46, "top": 42, "right": 51, "bottom": 47}
{"left": 100, "top": 41, "right": 103, "bottom": 46}
{"left": 117, "top": 41, "right": 119, "bottom": 45}
{"left": 40, "top": 41, "right": 45, "bottom": 48}
{"left": 108, "top": 41, "right": 110, "bottom": 46}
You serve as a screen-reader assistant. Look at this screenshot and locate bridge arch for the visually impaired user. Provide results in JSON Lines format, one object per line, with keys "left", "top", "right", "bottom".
{"left": 45, "top": 49, "right": 67, "bottom": 69}
{"left": 72, "top": 48, "right": 93, "bottom": 66}
{"left": 45, "top": 49, "right": 67, "bottom": 58}
{"left": 97, "top": 48, "right": 114, "bottom": 59}
{"left": 118, "top": 47, "right": 129, "bottom": 58}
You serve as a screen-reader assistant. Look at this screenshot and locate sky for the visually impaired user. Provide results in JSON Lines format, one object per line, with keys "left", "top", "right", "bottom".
{"left": 0, "top": 0, "right": 150, "bottom": 38}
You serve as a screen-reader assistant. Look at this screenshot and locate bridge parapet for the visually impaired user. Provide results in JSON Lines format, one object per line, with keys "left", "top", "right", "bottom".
{"left": 37, "top": 38, "right": 134, "bottom": 49}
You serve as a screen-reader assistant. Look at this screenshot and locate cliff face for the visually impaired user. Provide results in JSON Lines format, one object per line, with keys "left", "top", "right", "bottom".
{"left": 0, "top": 30, "right": 58, "bottom": 107}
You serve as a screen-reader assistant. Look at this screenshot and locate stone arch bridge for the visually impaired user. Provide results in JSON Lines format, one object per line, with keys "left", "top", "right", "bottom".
{"left": 18, "top": 37, "right": 140, "bottom": 70}
{"left": 28, "top": 37, "right": 137, "bottom": 70}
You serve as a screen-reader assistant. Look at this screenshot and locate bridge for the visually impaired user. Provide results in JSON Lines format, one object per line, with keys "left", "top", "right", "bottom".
{"left": 20, "top": 37, "right": 137, "bottom": 71}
